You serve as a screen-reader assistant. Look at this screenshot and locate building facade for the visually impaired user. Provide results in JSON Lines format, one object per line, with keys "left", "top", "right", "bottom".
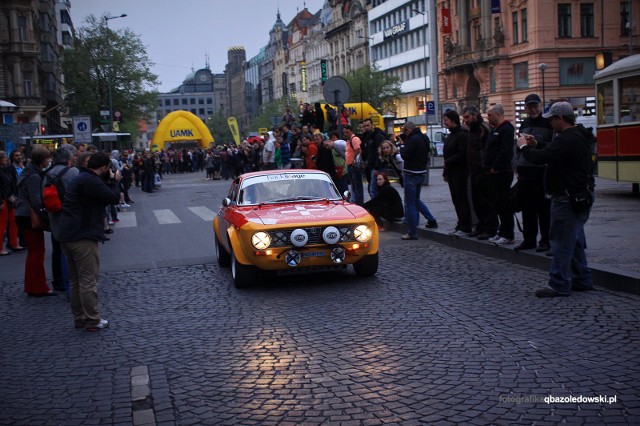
{"left": 156, "top": 67, "right": 227, "bottom": 124}
{"left": 437, "top": 0, "right": 639, "bottom": 122}
{"left": 226, "top": 46, "right": 247, "bottom": 121}
{"left": 0, "top": 0, "right": 66, "bottom": 134}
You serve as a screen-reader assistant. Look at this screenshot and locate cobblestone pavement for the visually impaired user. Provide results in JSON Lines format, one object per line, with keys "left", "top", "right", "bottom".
{"left": 2, "top": 234, "right": 639, "bottom": 425}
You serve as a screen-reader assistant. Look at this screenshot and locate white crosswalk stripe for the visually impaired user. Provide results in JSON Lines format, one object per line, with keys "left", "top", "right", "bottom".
{"left": 115, "top": 211, "right": 137, "bottom": 228}
{"left": 154, "top": 209, "right": 181, "bottom": 224}
{"left": 188, "top": 206, "right": 216, "bottom": 221}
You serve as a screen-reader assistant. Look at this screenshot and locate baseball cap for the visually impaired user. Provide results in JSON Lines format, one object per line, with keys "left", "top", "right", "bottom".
{"left": 524, "top": 94, "right": 542, "bottom": 105}
{"left": 542, "top": 101, "right": 574, "bottom": 118}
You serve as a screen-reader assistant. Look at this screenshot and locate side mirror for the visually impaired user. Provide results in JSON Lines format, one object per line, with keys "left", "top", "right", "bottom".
{"left": 343, "top": 190, "right": 351, "bottom": 201}
{"left": 222, "top": 197, "right": 232, "bottom": 207}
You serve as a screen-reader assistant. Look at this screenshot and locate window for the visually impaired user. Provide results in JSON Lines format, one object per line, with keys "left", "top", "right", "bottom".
{"left": 559, "top": 57, "right": 596, "bottom": 85}
{"left": 512, "top": 12, "right": 519, "bottom": 44}
{"left": 597, "top": 81, "right": 614, "bottom": 124}
{"left": 18, "top": 16, "right": 27, "bottom": 41}
{"left": 173, "top": 99, "right": 179, "bottom": 105}
{"left": 521, "top": 9, "right": 528, "bottom": 42}
{"left": 558, "top": 4, "right": 572, "bottom": 38}
{"left": 490, "top": 67, "right": 496, "bottom": 92}
{"left": 181, "top": 98, "right": 187, "bottom": 105}
{"left": 190, "top": 98, "right": 196, "bottom": 104}
{"left": 621, "top": 1, "right": 630, "bottom": 36}
{"left": 514, "top": 62, "right": 529, "bottom": 89}
{"left": 164, "top": 99, "right": 170, "bottom": 106}
{"left": 199, "top": 108, "right": 205, "bottom": 115}
{"left": 23, "top": 72, "right": 33, "bottom": 96}
{"left": 618, "top": 75, "right": 640, "bottom": 123}
{"left": 206, "top": 98, "right": 212, "bottom": 104}
{"left": 198, "top": 98, "right": 204, "bottom": 104}
{"left": 581, "top": 3, "right": 594, "bottom": 37}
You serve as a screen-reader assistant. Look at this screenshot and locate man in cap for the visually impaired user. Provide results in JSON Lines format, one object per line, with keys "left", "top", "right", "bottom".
{"left": 516, "top": 101, "right": 595, "bottom": 298}
{"left": 513, "top": 94, "right": 554, "bottom": 252}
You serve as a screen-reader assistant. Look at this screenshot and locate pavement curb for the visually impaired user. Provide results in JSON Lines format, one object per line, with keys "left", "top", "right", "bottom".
{"left": 383, "top": 220, "right": 640, "bottom": 296}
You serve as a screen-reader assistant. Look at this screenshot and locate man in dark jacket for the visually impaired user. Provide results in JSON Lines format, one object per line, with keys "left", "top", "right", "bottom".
{"left": 400, "top": 122, "right": 436, "bottom": 240}
{"left": 514, "top": 94, "right": 554, "bottom": 252}
{"left": 517, "top": 101, "right": 594, "bottom": 298}
{"left": 484, "top": 104, "right": 515, "bottom": 245}
{"left": 361, "top": 118, "right": 388, "bottom": 198}
{"left": 58, "top": 152, "right": 121, "bottom": 330}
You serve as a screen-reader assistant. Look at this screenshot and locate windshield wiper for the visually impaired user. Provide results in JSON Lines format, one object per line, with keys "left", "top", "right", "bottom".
{"left": 272, "top": 196, "right": 326, "bottom": 202}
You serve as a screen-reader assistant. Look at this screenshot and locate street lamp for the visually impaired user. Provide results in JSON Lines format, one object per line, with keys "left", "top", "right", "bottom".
{"left": 104, "top": 14, "right": 127, "bottom": 132}
{"left": 538, "top": 63, "right": 547, "bottom": 110}
{"left": 412, "top": 9, "right": 429, "bottom": 130}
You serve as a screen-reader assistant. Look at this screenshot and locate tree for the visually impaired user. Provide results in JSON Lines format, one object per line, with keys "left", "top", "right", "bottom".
{"left": 343, "top": 64, "right": 402, "bottom": 118}
{"left": 206, "top": 110, "right": 234, "bottom": 144}
{"left": 61, "top": 15, "right": 158, "bottom": 135}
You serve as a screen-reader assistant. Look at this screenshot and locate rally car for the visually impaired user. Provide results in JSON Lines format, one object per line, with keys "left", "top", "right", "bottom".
{"left": 213, "top": 170, "right": 379, "bottom": 288}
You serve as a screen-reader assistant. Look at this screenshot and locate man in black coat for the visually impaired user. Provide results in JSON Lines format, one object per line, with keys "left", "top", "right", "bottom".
{"left": 484, "top": 104, "right": 515, "bottom": 245}
{"left": 58, "top": 152, "right": 121, "bottom": 331}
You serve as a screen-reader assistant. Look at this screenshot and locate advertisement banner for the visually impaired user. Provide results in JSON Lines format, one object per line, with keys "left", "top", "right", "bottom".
{"left": 442, "top": 8, "right": 452, "bottom": 34}
{"left": 227, "top": 117, "right": 241, "bottom": 146}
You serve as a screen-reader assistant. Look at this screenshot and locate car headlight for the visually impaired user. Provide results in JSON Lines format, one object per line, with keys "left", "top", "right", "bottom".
{"left": 251, "top": 231, "right": 271, "bottom": 250}
{"left": 353, "top": 225, "right": 372, "bottom": 243}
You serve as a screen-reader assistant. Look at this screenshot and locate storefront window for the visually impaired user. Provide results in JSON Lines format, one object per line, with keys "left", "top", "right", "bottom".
{"left": 596, "top": 80, "right": 614, "bottom": 125}
{"left": 559, "top": 57, "right": 596, "bottom": 85}
{"left": 619, "top": 75, "right": 640, "bottom": 123}
{"left": 514, "top": 62, "right": 528, "bottom": 89}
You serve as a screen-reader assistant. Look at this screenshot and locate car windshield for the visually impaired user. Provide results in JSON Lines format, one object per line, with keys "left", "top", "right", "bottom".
{"left": 238, "top": 172, "right": 342, "bottom": 205}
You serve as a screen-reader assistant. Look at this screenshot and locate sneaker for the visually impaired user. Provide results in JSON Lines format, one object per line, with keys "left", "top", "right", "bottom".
{"left": 488, "top": 235, "right": 501, "bottom": 242}
{"left": 108, "top": 220, "right": 114, "bottom": 225}
{"left": 86, "top": 319, "right": 109, "bottom": 331}
{"left": 425, "top": 220, "right": 438, "bottom": 229}
{"left": 450, "top": 230, "right": 468, "bottom": 237}
{"left": 119, "top": 203, "right": 130, "bottom": 208}
{"left": 493, "top": 237, "right": 515, "bottom": 245}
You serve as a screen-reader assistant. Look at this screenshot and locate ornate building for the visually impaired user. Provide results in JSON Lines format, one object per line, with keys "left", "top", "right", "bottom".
{"left": 226, "top": 46, "right": 246, "bottom": 120}
{"left": 437, "top": 0, "right": 639, "bottom": 119}
{"left": 324, "top": 0, "right": 370, "bottom": 76}
{"left": 0, "top": 0, "right": 66, "bottom": 134}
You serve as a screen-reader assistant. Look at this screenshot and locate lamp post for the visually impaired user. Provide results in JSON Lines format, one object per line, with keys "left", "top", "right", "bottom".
{"left": 104, "top": 14, "right": 127, "bottom": 131}
{"left": 538, "top": 63, "right": 547, "bottom": 110}
{"left": 411, "top": 8, "right": 429, "bottom": 131}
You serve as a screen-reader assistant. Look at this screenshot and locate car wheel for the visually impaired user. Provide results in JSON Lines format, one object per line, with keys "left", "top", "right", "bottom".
{"left": 231, "top": 249, "right": 255, "bottom": 288}
{"left": 215, "top": 233, "right": 231, "bottom": 267}
{"left": 353, "top": 252, "right": 378, "bottom": 277}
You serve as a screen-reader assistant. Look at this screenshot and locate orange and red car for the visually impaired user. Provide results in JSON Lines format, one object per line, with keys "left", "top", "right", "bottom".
{"left": 213, "top": 170, "right": 379, "bottom": 288}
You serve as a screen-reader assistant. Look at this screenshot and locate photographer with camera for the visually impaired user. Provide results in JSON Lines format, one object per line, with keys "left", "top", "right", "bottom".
{"left": 57, "top": 152, "right": 121, "bottom": 331}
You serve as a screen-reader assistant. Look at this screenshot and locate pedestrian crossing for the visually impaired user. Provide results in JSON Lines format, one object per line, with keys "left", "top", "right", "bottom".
{"left": 115, "top": 206, "right": 217, "bottom": 228}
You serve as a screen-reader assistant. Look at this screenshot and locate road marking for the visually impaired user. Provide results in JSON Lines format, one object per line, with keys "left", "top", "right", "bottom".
{"left": 188, "top": 206, "right": 216, "bottom": 221}
{"left": 116, "top": 211, "right": 137, "bottom": 228}
{"left": 154, "top": 209, "right": 181, "bottom": 224}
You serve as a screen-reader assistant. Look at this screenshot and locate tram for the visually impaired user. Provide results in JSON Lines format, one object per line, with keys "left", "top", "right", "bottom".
{"left": 594, "top": 54, "right": 640, "bottom": 193}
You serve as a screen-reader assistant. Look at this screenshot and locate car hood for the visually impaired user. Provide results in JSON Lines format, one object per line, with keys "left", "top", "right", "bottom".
{"left": 241, "top": 201, "right": 365, "bottom": 226}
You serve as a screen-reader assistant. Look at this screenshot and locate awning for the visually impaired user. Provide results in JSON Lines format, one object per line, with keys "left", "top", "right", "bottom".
{"left": 0, "top": 100, "right": 18, "bottom": 112}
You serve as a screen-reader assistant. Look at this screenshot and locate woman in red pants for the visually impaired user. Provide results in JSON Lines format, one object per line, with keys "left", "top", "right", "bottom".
{"left": 15, "top": 147, "right": 55, "bottom": 296}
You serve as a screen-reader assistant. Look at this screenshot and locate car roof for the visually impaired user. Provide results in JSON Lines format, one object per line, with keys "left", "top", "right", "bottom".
{"left": 239, "top": 169, "right": 330, "bottom": 180}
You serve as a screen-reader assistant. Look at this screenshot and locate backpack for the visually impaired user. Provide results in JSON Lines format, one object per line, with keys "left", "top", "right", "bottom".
{"left": 42, "top": 167, "right": 70, "bottom": 213}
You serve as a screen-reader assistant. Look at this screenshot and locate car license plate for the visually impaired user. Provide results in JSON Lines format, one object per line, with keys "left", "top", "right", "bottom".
{"left": 301, "top": 251, "right": 326, "bottom": 258}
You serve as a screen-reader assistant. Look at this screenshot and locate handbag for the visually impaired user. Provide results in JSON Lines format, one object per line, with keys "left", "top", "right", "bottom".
{"left": 29, "top": 205, "right": 50, "bottom": 231}
{"left": 568, "top": 189, "right": 594, "bottom": 213}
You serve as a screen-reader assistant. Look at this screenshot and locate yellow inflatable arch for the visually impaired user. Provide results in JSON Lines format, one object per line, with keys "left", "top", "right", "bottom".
{"left": 151, "top": 110, "right": 215, "bottom": 151}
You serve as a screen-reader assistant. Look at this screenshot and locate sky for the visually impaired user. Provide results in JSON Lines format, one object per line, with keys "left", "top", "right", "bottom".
{"left": 70, "top": 0, "right": 326, "bottom": 93}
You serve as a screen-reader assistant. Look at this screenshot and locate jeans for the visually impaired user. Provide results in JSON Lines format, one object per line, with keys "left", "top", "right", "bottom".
{"left": 547, "top": 194, "right": 593, "bottom": 294}
{"left": 347, "top": 165, "right": 364, "bottom": 206}
{"left": 403, "top": 172, "right": 432, "bottom": 237}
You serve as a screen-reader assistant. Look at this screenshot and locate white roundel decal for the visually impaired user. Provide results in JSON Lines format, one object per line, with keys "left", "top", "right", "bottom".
{"left": 323, "top": 226, "right": 340, "bottom": 244}
{"left": 290, "top": 229, "right": 308, "bottom": 247}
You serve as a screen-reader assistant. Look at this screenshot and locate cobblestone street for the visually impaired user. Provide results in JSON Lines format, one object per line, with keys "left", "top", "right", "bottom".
{"left": 2, "top": 234, "right": 639, "bottom": 425}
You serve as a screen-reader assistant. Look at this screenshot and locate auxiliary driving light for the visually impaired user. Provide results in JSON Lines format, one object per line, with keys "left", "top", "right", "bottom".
{"left": 285, "top": 250, "right": 302, "bottom": 266}
{"left": 330, "top": 247, "right": 346, "bottom": 264}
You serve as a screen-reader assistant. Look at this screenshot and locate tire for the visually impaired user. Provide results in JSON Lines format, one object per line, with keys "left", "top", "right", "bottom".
{"left": 215, "top": 233, "right": 231, "bottom": 267}
{"left": 353, "top": 252, "right": 379, "bottom": 277}
{"left": 231, "top": 250, "right": 255, "bottom": 288}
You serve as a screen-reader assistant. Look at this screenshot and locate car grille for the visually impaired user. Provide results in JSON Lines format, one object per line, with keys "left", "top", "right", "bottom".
{"left": 268, "top": 226, "right": 358, "bottom": 248}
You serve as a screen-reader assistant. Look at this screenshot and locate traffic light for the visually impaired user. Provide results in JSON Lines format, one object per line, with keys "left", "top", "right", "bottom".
{"left": 40, "top": 125, "right": 46, "bottom": 134}
{"left": 320, "top": 59, "right": 327, "bottom": 83}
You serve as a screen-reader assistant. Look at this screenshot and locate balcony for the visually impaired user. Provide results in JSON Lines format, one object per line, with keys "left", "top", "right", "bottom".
{"left": 443, "top": 39, "right": 500, "bottom": 70}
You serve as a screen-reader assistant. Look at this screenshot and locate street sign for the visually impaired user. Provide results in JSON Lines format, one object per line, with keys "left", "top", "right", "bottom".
{"left": 322, "top": 76, "right": 350, "bottom": 106}
{"left": 72, "top": 116, "right": 92, "bottom": 144}
{"left": 426, "top": 101, "right": 436, "bottom": 116}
